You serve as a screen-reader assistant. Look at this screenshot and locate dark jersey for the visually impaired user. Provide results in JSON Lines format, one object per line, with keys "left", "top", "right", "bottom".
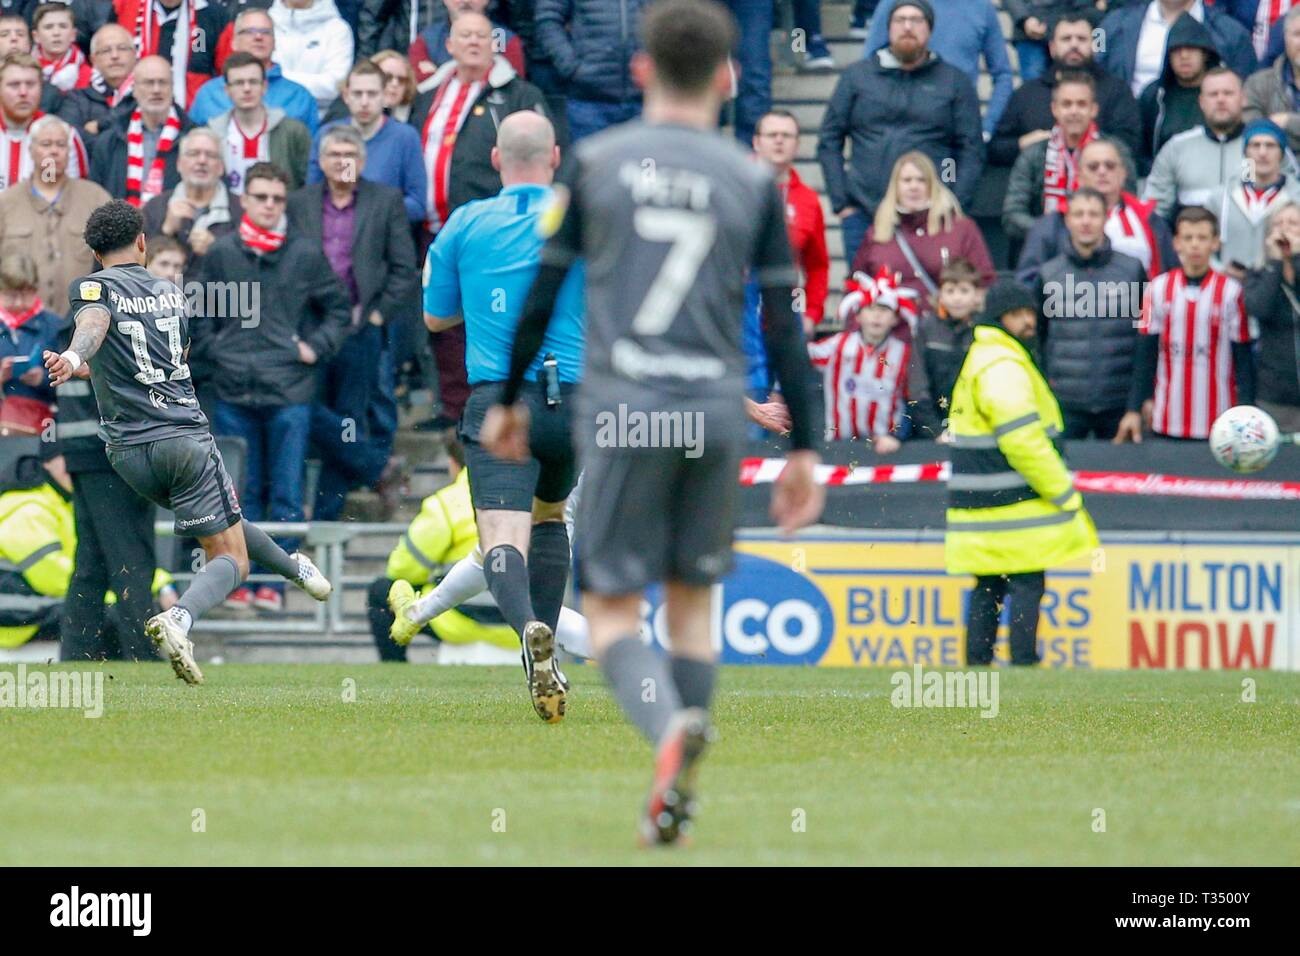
{"left": 541, "top": 120, "right": 798, "bottom": 437}
{"left": 67, "top": 263, "right": 208, "bottom": 447}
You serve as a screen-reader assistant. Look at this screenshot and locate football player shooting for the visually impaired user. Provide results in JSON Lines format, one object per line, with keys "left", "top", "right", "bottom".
{"left": 44, "top": 200, "right": 332, "bottom": 685}
{"left": 481, "top": 0, "right": 825, "bottom": 845}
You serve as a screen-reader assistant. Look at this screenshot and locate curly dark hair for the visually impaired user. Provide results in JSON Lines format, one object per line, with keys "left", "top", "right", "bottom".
{"left": 84, "top": 200, "right": 144, "bottom": 257}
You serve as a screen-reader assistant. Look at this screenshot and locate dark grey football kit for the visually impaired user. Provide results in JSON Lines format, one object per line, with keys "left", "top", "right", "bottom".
{"left": 505, "top": 121, "right": 817, "bottom": 594}
{"left": 67, "top": 264, "right": 241, "bottom": 538}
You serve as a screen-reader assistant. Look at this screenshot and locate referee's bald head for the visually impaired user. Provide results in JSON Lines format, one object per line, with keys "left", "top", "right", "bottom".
{"left": 493, "top": 110, "right": 559, "bottom": 185}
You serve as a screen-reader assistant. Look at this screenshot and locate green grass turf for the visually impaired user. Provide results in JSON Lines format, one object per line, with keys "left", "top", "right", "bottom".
{"left": 3, "top": 663, "right": 1299, "bottom": 865}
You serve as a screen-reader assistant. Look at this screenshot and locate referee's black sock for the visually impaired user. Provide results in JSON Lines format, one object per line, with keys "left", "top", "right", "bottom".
{"left": 670, "top": 655, "right": 716, "bottom": 712}
{"left": 483, "top": 544, "right": 536, "bottom": 636}
{"left": 527, "top": 521, "right": 570, "bottom": 633}
{"left": 601, "top": 635, "right": 680, "bottom": 744}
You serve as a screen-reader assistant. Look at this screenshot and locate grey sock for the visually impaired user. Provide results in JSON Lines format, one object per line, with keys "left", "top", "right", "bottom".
{"left": 601, "top": 636, "right": 680, "bottom": 744}
{"left": 670, "top": 656, "right": 716, "bottom": 711}
{"left": 483, "top": 544, "right": 535, "bottom": 636}
{"left": 177, "top": 554, "right": 242, "bottom": 621}
{"left": 241, "top": 519, "right": 299, "bottom": 581}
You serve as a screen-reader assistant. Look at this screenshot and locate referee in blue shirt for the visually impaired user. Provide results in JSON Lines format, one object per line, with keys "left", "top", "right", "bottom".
{"left": 412, "top": 111, "right": 585, "bottom": 723}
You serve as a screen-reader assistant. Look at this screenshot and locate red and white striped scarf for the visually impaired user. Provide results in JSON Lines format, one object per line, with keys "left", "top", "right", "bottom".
{"left": 0, "top": 297, "right": 42, "bottom": 332}
{"left": 1043, "top": 121, "right": 1097, "bottom": 214}
{"left": 36, "top": 43, "right": 88, "bottom": 93}
{"left": 1243, "top": 181, "right": 1282, "bottom": 216}
{"left": 128, "top": 0, "right": 197, "bottom": 107}
{"left": 124, "top": 106, "right": 182, "bottom": 207}
{"left": 0, "top": 110, "right": 89, "bottom": 191}
{"left": 1106, "top": 193, "right": 1161, "bottom": 278}
{"left": 89, "top": 70, "right": 135, "bottom": 108}
{"left": 238, "top": 213, "right": 285, "bottom": 253}
{"left": 421, "top": 75, "right": 481, "bottom": 231}
{"left": 1255, "top": 0, "right": 1297, "bottom": 59}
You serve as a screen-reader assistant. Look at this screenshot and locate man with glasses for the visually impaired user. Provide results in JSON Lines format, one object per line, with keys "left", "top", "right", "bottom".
{"left": 189, "top": 161, "right": 351, "bottom": 614}
{"left": 188, "top": 9, "right": 317, "bottom": 132}
{"left": 141, "top": 127, "right": 241, "bottom": 264}
{"left": 206, "top": 51, "right": 311, "bottom": 192}
{"left": 57, "top": 23, "right": 137, "bottom": 148}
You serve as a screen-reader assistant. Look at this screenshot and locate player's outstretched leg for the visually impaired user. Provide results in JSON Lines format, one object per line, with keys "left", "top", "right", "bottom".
{"left": 241, "top": 519, "right": 332, "bottom": 601}
{"left": 388, "top": 549, "right": 489, "bottom": 645}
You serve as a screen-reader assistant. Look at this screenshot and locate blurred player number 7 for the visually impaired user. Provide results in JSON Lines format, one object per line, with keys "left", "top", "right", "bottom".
{"left": 631, "top": 208, "right": 717, "bottom": 335}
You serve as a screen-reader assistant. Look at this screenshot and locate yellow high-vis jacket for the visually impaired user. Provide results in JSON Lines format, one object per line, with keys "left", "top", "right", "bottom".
{"left": 385, "top": 469, "right": 517, "bottom": 650}
{"left": 0, "top": 482, "right": 75, "bottom": 647}
{"left": 945, "top": 324, "right": 1099, "bottom": 576}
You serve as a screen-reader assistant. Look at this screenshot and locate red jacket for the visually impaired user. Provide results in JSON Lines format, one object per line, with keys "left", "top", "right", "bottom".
{"left": 851, "top": 209, "right": 996, "bottom": 309}
{"left": 782, "top": 167, "right": 829, "bottom": 324}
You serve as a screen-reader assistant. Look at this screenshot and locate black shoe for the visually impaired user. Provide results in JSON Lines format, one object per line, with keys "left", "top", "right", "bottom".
{"left": 640, "top": 708, "right": 714, "bottom": 847}
{"left": 414, "top": 414, "right": 459, "bottom": 432}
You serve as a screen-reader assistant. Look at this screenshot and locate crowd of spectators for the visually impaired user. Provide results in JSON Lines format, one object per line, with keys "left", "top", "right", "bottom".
{"left": 2, "top": 0, "right": 1300, "bottom": 634}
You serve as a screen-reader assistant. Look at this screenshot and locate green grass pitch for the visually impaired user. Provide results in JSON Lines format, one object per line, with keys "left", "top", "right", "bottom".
{"left": 3, "top": 663, "right": 1299, "bottom": 866}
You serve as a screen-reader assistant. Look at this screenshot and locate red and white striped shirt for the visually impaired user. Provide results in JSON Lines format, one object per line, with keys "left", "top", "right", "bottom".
{"left": 1139, "top": 268, "right": 1257, "bottom": 439}
{"left": 0, "top": 112, "right": 88, "bottom": 192}
{"left": 421, "top": 76, "right": 481, "bottom": 232}
{"left": 1254, "top": 0, "right": 1296, "bottom": 59}
{"left": 1107, "top": 197, "right": 1158, "bottom": 277}
{"left": 808, "top": 331, "right": 910, "bottom": 442}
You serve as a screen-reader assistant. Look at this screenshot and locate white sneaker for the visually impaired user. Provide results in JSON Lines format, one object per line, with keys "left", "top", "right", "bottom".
{"left": 801, "top": 55, "right": 835, "bottom": 71}
{"left": 849, "top": 23, "right": 868, "bottom": 39}
{"left": 145, "top": 608, "right": 204, "bottom": 685}
{"left": 290, "top": 552, "right": 332, "bottom": 601}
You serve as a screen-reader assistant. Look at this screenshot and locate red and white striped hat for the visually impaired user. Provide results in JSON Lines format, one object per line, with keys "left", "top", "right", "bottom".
{"left": 837, "top": 267, "right": 920, "bottom": 325}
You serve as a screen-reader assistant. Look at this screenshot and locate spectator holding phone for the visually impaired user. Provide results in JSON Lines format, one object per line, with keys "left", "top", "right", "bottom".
{"left": 0, "top": 252, "right": 63, "bottom": 434}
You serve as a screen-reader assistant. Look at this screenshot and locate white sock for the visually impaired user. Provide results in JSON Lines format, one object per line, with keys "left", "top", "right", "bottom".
{"left": 410, "top": 551, "right": 486, "bottom": 625}
{"left": 556, "top": 606, "right": 590, "bottom": 659}
{"left": 173, "top": 607, "right": 194, "bottom": 633}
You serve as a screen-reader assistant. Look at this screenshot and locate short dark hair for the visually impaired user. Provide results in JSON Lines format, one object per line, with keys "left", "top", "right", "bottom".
{"left": 1051, "top": 15, "right": 1093, "bottom": 40}
{"left": 222, "top": 50, "right": 265, "bottom": 81}
{"left": 1201, "top": 65, "right": 1241, "bottom": 87}
{"left": 642, "top": 0, "right": 736, "bottom": 96}
{"left": 1068, "top": 186, "right": 1107, "bottom": 214}
{"left": 147, "top": 234, "right": 187, "bottom": 264}
{"left": 755, "top": 109, "right": 799, "bottom": 136}
{"left": 1053, "top": 69, "right": 1096, "bottom": 99}
{"left": 939, "top": 257, "right": 982, "bottom": 288}
{"left": 244, "top": 161, "right": 290, "bottom": 191}
{"left": 32, "top": 3, "right": 75, "bottom": 29}
{"left": 1175, "top": 205, "right": 1219, "bottom": 234}
{"left": 346, "top": 57, "right": 384, "bottom": 85}
{"left": 84, "top": 199, "right": 143, "bottom": 256}
{"left": 0, "top": 13, "right": 27, "bottom": 30}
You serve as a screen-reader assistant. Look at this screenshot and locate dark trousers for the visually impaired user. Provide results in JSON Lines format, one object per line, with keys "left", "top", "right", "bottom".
{"left": 725, "top": 0, "right": 773, "bottom": 143}
{"left": 367, "top": 576, "right": 435, "bottom": 662}
{"left": 61, "top": 468, "right": 156, "bottom": 662}
{"left": 966, "top": 571, "right": 1046, "bottom": 666}
{"left": 431, "top": 323, "right": 470, "bottom": 423}
{"left": 565, "top": 98, "right": 642, "bottom": 143}
{"left": 312, "top": 324, "right": 390, "bottom": 520}
{"left": 1061, "top": 406, "right": 1125, "bottom": 440}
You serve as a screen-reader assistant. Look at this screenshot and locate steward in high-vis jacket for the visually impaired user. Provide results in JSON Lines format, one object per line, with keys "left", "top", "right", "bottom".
{"left": 0, "top": 453, "right": 74, "bottom": 648}
{"left": 367, "top": 444, "right": 515, "bottom": 661}
{"left": 944, "top": 280, "right": 1098, "bottom": 666}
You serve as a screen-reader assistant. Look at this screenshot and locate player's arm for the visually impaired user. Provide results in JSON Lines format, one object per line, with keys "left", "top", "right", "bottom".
{"left": 44, "top": 304, "right": 110, "bottom": 387}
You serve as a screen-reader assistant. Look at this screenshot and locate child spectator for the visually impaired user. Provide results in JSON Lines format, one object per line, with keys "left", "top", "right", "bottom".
{"left": 1118, "top": 206, "right": 1258, "bottom": 443}
{"left": 32, "top": 4, "right": 91, "bottom": 93}
{"left": 146, "top": 234, "right": 188, "bottom": 285}
{"left": 0, "top": 252, "right": 63, "bottom": 434}
{"left": 915, "top": 257, "right": 984, "bottom": 428}
{"left": 809, "top": 268, "right": 937, "bottom": 448}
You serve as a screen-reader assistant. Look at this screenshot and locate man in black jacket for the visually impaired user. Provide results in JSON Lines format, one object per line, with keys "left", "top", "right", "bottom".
{"left": 287, "top": 124, "right": 418, "bottom": 520}
{"left": 816, "top": 0, "right": 983, "bottom": 273}
{"left": 1032, "top": 187, "right": 1148, "bottom": 440}
{"left": 989, "top": 13, "right": 1141, "bottom": 166}
{"left": 56, "top": 22, "right": 136, "bottom": 151}
{"left": 190, "top": 161, "right": 351, "bottom": 611}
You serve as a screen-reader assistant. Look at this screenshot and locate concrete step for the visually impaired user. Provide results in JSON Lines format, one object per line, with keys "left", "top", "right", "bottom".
{"left": 775, "top": 67, "right": 995, "bottom": 104}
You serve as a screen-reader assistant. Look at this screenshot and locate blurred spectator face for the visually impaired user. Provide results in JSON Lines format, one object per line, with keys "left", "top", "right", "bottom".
{"left": 148, "top": 249, "right": 187, "bottom": 283}
{"left": 135, "top": 57, "right": 174, "bottom": 118}
{"left": 320, "top": 136, "right": 363, "bottom": 188}
{"left": 1267, "top": 203, "right": 1300, "bottom": 252}
{"left": 1169, "top": 46, "right": 1207, "bottom": 85}
{"left": 30, "top": 121, "right": 69, "bottom": 181}
{"left": 243, "top": 175, "right": 287, "bottom": 229}
{"left": 234, "top": 11, "right": 275, "bottom": 63}
{"left": 1246, "top": 135, "right": 1283, "bottom": 183}
{"left": 1065, "top": 194, "right": 1107, "bottom": 248}
{"left": 1079, "top": 142, "right": 1124, "bottom": 203}
{"left": 1000, "top": 307, "right": 1037, "bottom": 342}
{"left": 447, "top": 13, "right": 493, "bottom": 72}
{"left": 227, "top": 63, "right": 266, "bottom": 112}
{"left": 1173, "top": 219, "right": 1219, "bottom": 274}
{"left": 888, "top": 6, "right": 930, "bottom": 63}
{"left": 376, "top": 54, "right": 413, "bottom": 109}
{"left": 856, "top": 303, "right": 897, "bottom": 343}
{"left": 752, "top": 113, "right": 799, "bottom": 169}
{"left": 1049, "top": 18, "right": 1093, "bottom": 68}
{"left": 1199, "top": 72, "right": 1244, "bottom": 132}
{"left": 90, "top": 26, "right": 137, "bottom": 88}
{"left": 344, "top": 71, "right": 384, "bottom": 126}
{"left": 895, "top": 160, "right": 929, "bottom": 211}
{"left": 1285, "top": 13, "right": 1300, "bottom": 70}
{"left": 1050, "top": 81, "right": 1098, "bottom": 142}
{"left": 34, "top": 10, "right": 75, "bottom": 57}
{"left": 0, "top": 282, "right": 37, "bottom": 314}
{"left": 939, "top": 279, "right": 981, "bottom": 323}
{"left": 0, "top": 19, "right": 30, "bottom": 56}
{"left": 178, "top": 132, "right": 223, "bottom": 188}
{"left": 0, "top": 64, "right": 40, "bottom": 122}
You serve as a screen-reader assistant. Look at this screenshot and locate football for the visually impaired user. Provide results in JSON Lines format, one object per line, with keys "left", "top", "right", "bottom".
{"left": 1209, "top": 405, "right": 1281, "bottom": 473}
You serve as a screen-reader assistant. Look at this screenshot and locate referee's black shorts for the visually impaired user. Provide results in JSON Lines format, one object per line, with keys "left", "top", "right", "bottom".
{"left": 459, "top": 380, "right": 578, "bottom": 511}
